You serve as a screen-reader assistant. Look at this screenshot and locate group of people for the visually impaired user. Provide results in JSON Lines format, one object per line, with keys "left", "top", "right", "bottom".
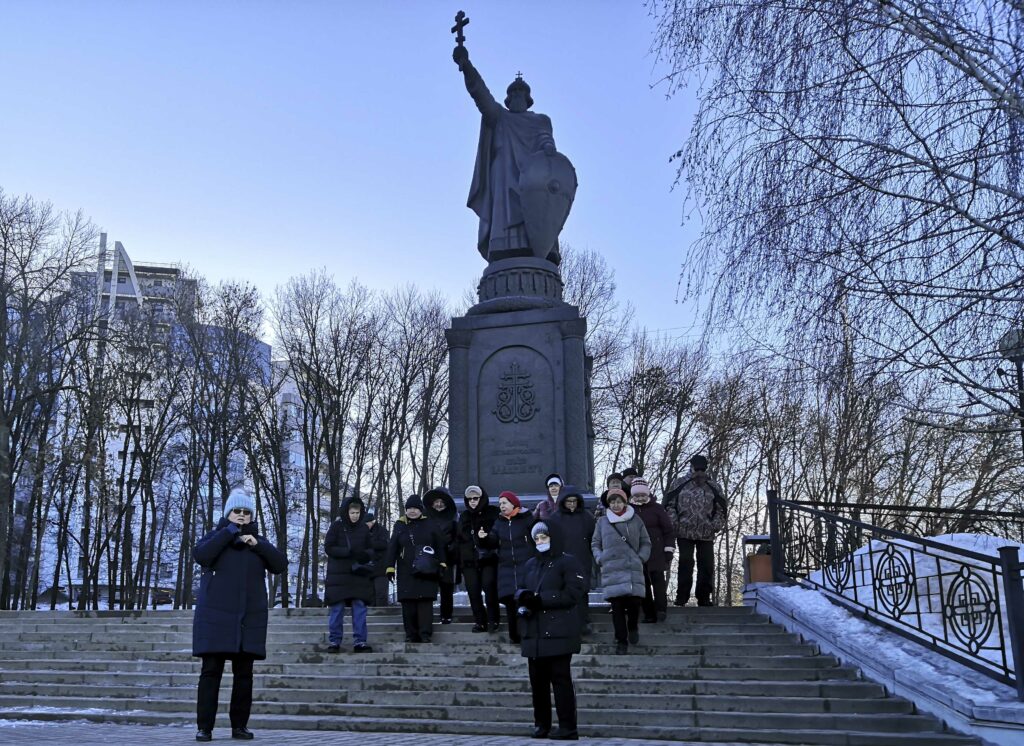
{"left": 187, "top": 455, "right": 726, "bottom": 741}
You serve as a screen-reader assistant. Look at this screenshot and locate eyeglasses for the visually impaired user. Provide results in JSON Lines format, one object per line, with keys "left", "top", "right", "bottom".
{"left": 231, "top": 508, "right": 252, "bottom": 516}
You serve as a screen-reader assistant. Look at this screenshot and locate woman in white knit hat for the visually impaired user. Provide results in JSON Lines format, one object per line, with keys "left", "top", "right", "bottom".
{"left": 192, "top": 488, "right": 288, "bottom": 742}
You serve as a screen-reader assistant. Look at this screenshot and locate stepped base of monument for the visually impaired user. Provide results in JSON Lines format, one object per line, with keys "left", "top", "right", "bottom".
{"left": 0, "top": 606, "right": 980, "bottom": 744}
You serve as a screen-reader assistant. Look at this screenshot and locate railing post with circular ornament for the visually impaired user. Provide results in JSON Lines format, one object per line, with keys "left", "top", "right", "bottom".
{"left": 998, "top": 545, "right": 1024, "bottom": 701}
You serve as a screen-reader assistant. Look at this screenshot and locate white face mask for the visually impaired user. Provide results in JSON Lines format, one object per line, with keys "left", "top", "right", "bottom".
{"left": 536, "top": 542, "right": 551, "bottom": 553}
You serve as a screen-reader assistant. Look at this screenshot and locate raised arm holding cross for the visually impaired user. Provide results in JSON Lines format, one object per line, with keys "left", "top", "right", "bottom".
{"left": 451, "top": 10, "right": 470, "bottom": 70}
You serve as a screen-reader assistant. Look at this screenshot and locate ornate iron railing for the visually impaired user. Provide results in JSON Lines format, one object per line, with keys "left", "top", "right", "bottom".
{"left": 767, "top": 491, "right": 1024, "bottom": 700}
{"left": 783, "top": 500, "right": 1024, "bottom": 544}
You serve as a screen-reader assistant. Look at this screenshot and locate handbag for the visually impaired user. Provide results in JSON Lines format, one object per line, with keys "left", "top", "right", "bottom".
{"left": 409, "top": 528, "right": 440, "bottom": 579}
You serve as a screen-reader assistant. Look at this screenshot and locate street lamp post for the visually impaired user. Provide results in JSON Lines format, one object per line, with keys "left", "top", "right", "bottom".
{"left": 998, "top": 328, "right": 1024, "bottom": 459}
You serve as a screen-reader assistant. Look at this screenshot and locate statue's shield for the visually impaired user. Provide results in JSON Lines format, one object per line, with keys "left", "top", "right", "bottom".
{"left": 519, "top": 151, "right": 577, "bottom": 259}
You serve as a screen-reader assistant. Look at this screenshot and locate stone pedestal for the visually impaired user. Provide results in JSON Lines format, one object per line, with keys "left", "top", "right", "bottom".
{"left": 447, "top": 258, "right": 595, "bottom": 499}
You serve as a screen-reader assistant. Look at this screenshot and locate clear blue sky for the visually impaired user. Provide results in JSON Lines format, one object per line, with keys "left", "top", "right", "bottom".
{"left": 1, "top": 1, "right": 699, "bottom": 334}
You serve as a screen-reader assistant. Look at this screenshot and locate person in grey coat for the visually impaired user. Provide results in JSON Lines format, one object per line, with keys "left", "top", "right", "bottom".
{"left": 592, "top": 488, "right": 651, "bottom": 654}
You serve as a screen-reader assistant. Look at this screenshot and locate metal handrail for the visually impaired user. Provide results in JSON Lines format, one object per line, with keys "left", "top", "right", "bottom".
{"left": 767, "top": 490, "right": 1024, "bottom": 700}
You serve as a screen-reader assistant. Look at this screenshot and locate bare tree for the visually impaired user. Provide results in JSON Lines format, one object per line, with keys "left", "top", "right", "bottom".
{"left": 0, "top": 191, "right": 96, "bottom": 607}
{"left": 653, "top": 0, "right": 1024, "bottom": 426}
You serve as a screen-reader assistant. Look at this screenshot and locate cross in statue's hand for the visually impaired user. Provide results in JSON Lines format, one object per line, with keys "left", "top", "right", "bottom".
{"left": 452, "top": 10, "right": 470, "bottom": 46}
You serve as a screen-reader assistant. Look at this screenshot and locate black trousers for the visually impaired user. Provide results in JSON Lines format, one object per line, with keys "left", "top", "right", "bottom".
{"left": 371, "top": 575, "right": 390, "bottom": 606}
{"left": 401, "top": 598, "right": 433, "bottom": 641}
{"left": 576, "top": 588, "right": 591, "bottom": 630}
{"left": 197, "top": 653, "right": 254, "bottom": 731}
{"left": 438, "top": 581, "right": 455, "bottom": 620}
{"left": 500, "top": 597, "right": 520, "bottom": 642}
{"left": 463, "top": 564, "right": 500, "bottom": 626}
{"left": 642, "top": 567, "right": 668, "bottom": 620}
{"left": 677, "top": 537, "right": 715, "bottom": 604}
{"left": 528, "top": 654, "right": 577, "bottom": 732}
{"left": 609, "top": 596, "right": 641, "bottom": 643}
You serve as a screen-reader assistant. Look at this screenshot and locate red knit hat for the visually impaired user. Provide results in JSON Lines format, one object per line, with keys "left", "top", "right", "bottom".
{"left": 499, "top": 490, "right": 521, "bottom": 508}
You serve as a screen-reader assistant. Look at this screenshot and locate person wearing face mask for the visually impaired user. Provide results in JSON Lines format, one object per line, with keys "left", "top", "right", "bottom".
{"left": 534, "top": 473, "right": 562, "bottom": 521}
{"left": 592, "top": 488, "right": 651, "bottom": 654}
{"left": 323, "top": 496, "right": 375, "bottom": 653}
{"left": 192, "top": 488, "right": 288, "bottom": 742}
{"left": 477, "top": 490, "right": 534, "bottom": 644}
{"left": 386, "top": 495, "right": 447, "bottom": 643}
{"left": 628, "top": 478, "right": 676, "bottom": 623}
{"left": 423, "top": 487, "right": 460, "bottom": 625}
{"left": 458, "top": 485, "right": 501, "bottom": 632}
{"left": 547, "top": 485, "right": 595, "bottom": 635}
{"left": 516, "top": 521, "right": 586, "bottom": 740}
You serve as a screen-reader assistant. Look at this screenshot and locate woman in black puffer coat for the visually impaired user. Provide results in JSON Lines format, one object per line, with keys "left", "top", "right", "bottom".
{"left": 477, "top": 490, "right": 534, "bottom": 644}
{"left": 323, "top": 496, "right": 376, "bottom": 653}
{"left": 192, "top": 489, "right": 288, "bottom": 742}
{"left": 516, "top": 519, "right": 586, "bottom": 740}
{"left": 423, "top": 487, "right": 460, "bottom": 624}
{"left": 457, "top": 485, "right": 501, "bottom": 632}
{"left": 548, "top": 484, "right": 595, "bottom": 634}
{"left": 386, "top": 495, "right": 446, "bottom": 643}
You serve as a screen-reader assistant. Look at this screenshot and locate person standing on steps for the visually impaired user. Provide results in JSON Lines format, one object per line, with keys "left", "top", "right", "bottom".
{"left": 457, "top": 485, "right": 501, "bottom": 632}
{"left": 386, "top": 495, "right": 447, "bottom": 643}
{"left": 547, "top": 484, "right": 595, "bottom": 635}
{"left": 534, "top": 473, "right": 563, "bottom": 521}
{"left": 323, "top": 496, "right": 375, "bottom": 654}
{"left": 592, "top": 488, "right": 651, "bottom": 654}
{"left": 192, "top": 488, "right": 288, "bottom": 743}
{"left": 364, "top": 511, "right": 391, "bottom": 607}
{"left": 663, "top": 454, "right": 728, "bottom": 607}
{"left": 423, "top": 487, "right": 460, "bottom": 625}
{"left": 477, "top": 490, "right": 534, "bottom": 644}
{"left": 628, "top": 477, "right": 675, "bottom": 623}
{"left": 516, "top": 521, "right": 586, "bottom": 741}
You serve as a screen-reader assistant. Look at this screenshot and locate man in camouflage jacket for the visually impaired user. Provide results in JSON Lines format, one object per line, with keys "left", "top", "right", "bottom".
{"left": 663, "top": 455, "right": 727, "bottom": 606}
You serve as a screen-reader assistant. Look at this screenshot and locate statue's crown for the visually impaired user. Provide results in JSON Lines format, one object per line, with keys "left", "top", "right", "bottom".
{"left": 505, "top": 72, "right": 534, "bottom": 108}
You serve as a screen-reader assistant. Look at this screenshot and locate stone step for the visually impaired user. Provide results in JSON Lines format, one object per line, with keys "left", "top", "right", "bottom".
{"left": 0, "top": 649, "right": 838, "bottom": 669}
{"left": 0, "top": 618, "right": 780, "bottom": 634}
{"left": 0, "top": 709, "right": 980, "bottom": 744}
{"left": 0, "top": 693, "right": 946, "bottom": 732}
{"left": 0, "top": 658, "right": 860, "bottom": 680}
{"left": 0, "top": 626, "right": 796, "bottom": 642}
{"left": 0, "top": 681, "right": 914, "bottom": 714}
{"left": 0, "top": 670, "right": 886, "bottom": 697}
{"left": 0, "top": 606, "right": 759, "bottom": 618}
{"left": 0, "top": 639, "right": 819, "bottom": 659}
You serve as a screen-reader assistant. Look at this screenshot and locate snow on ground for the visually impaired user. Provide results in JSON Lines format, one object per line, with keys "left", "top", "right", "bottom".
{"left": 805, "top": 532, "right": 1023, "bottom": 672}
{"left": 759, "top": 582, "right": 1020, "bottom": 706}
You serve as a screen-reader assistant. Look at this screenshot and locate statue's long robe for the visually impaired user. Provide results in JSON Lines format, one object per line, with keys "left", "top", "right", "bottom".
{"left": 464, "top": 65, "right": 555, "bottom": 261}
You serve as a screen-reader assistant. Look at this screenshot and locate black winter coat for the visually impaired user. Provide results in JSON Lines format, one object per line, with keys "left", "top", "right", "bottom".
{"left": 423, "top": 488, "right": 459, "bottom": 585}
{"left": 547, "top": 486, "right": 595, "bottom": 591}
{"left": 323, "top": 497, "right": 376, "bottom": 606}
{"left": 480, "top": 508, "right": 535, "bottom": 600}
{"left": 386, "top": 515, "right": 445, "bottom": 601}
{"left": 457, "top": 489, "right": 500, "bottom": 568}
{"left": 518, "top": 521, "right": 586, "bottom": 659}
{"left": 367, "top": 522, "right": 390, "bottom": 578}
{"left": 192, "top": 518, "right": 288, "bottom": 659}
{"left": 632, "top": 499, "right": 676, "bottom": 573}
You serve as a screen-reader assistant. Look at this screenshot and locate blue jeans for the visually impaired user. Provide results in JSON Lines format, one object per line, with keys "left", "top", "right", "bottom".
{"left": 328, "top": 599, "right": 368, "bottom": 646}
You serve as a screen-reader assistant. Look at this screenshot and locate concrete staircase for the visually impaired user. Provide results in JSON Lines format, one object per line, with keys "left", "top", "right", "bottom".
{"left": 0, "top": 606, "right": 980, "bottom": 744}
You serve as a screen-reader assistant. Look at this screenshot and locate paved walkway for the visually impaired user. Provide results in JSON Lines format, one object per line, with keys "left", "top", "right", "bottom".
{"left": 0, "top": 721, "right": 756, "bottom": 745}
